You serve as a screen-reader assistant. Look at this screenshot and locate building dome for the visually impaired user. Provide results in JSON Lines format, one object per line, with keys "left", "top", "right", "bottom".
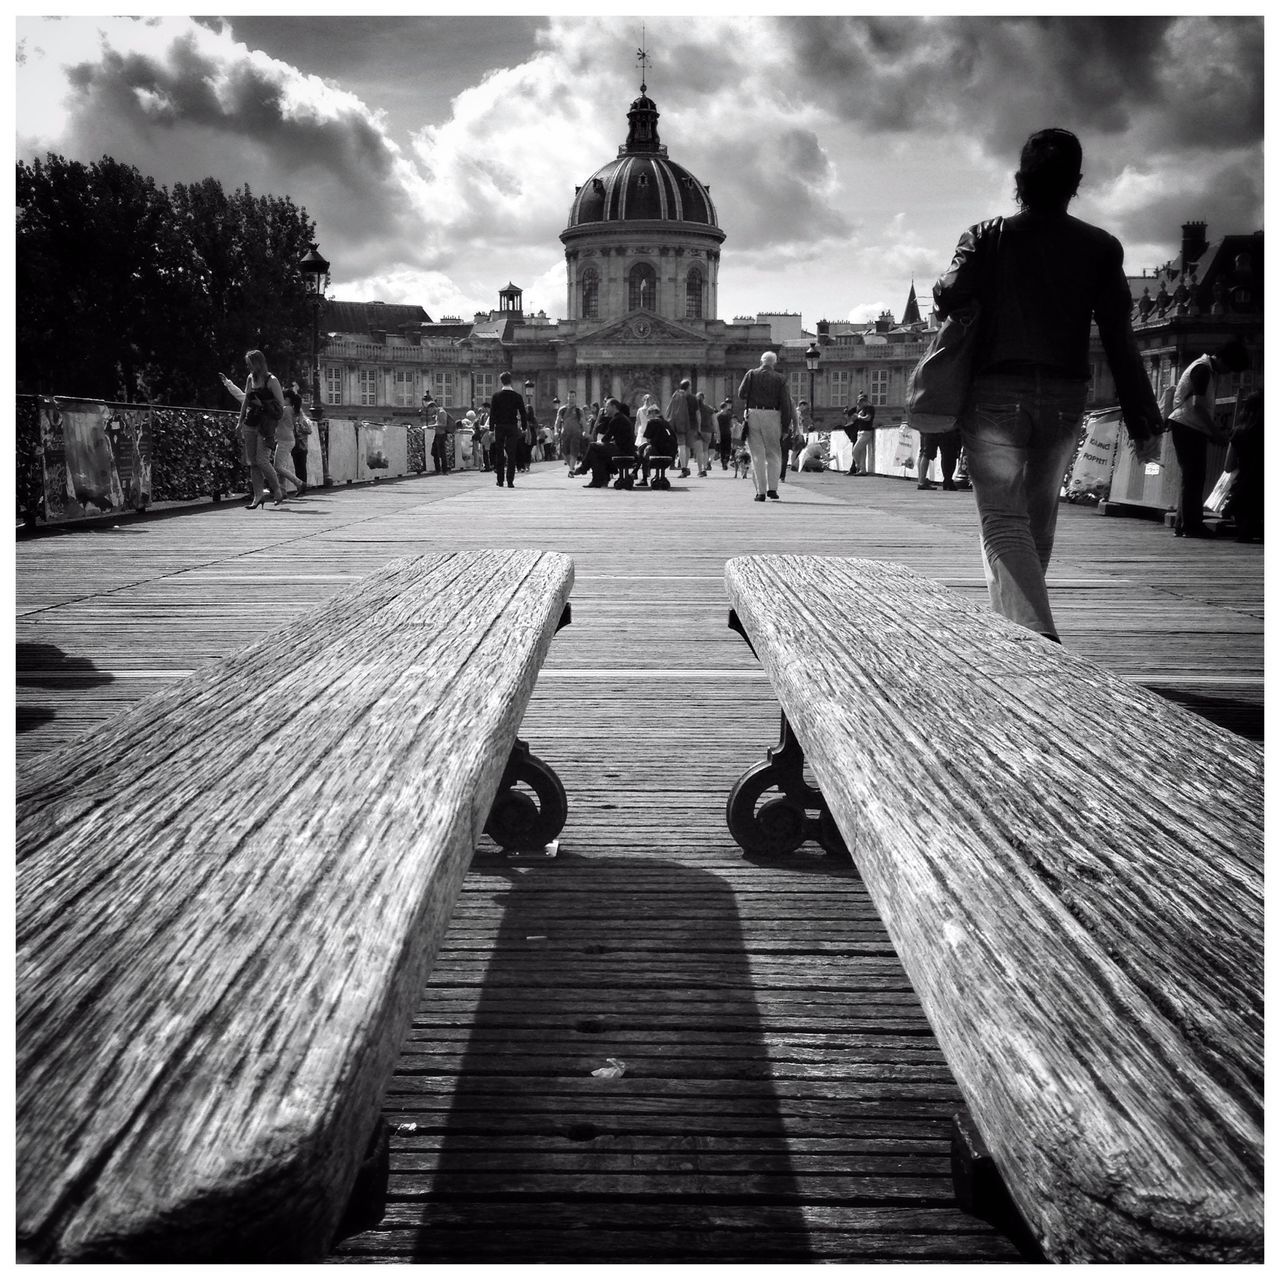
{"left": 566, "top": 89, "right": 719, "bottom": 229}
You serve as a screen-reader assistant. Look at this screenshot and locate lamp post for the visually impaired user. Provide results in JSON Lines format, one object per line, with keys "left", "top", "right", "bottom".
{"left": 299, "top": 242, "right": 330, "bottom": 483}
{"left": 805, "top": 341, "right": 821, "bottom": 427}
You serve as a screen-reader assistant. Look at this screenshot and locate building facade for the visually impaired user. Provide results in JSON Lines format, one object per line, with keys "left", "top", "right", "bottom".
{"left": 318, "top": 88, "right": 1261, "bottom": 434}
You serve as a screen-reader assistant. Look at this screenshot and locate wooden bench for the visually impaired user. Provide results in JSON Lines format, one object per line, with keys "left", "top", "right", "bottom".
{"left": 16, "top": 549, "right": 574, "bottom": 1263}
{"left": 723, "top": 554, "right": 1262, "bottom": 1264}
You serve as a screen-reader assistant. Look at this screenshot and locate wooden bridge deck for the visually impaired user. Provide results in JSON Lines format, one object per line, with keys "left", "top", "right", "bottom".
{"left": 15, "top": 462, "right": 1264, "bottom": 1264}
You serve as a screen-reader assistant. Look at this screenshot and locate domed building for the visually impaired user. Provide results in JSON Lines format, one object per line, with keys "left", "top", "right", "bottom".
{"left": 561, "top": 86, "right": 725, "bottom": 326}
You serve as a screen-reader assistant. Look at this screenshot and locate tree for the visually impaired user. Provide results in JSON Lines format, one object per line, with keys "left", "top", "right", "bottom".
{"left": 17, "top": 155, "right": 318, "bottom": 406}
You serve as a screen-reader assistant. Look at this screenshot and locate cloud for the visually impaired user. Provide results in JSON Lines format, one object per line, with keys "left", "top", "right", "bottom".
{"left": 14, "top": 14, "right": 1265, "bottom": 326}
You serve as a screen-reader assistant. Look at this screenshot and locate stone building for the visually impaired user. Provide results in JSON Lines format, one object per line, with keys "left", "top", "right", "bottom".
{"left": 317, "top": 82, "right": 1261, "bottom": 433}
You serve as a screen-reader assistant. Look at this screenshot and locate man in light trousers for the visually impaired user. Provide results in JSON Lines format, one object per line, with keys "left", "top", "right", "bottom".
{"left": 737, "top": 351, "right": 794, "bottom": 501}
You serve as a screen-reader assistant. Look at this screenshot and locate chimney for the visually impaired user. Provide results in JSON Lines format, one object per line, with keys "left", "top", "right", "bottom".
{"left": 1181, "top": 221, "right": 1208, "bottom": 273}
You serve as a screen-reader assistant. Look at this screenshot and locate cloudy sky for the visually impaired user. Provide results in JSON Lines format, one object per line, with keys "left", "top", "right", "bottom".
{"left": 14, "top": 9, "right": 1264, "bottom": 328}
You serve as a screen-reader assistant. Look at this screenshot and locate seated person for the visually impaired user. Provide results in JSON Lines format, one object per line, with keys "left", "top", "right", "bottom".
{"left": 637, "top": 413, "right": 678, "bottom": 486}
{"left": 797, "top": 434, "right": 826, "bottom": 472}
{"left": 575, "top": 399, "right": 634, "bottom": 487}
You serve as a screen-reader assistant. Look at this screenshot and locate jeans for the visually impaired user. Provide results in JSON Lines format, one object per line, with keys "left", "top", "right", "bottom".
{"left": 851, "top": 429, "right": 875, "bottom": 473}
{"left": 961, "top": 371, "right": 1087, "bottom": 639}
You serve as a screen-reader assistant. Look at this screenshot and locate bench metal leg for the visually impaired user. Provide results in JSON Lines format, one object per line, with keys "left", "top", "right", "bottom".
{"left": 334, "top": 1118, "right": 390, "bottom": 1243}
{"left": 484, "top": 738, "right": 568, "bottom": 851}
{"left": 726, "top": 711, "right": 850, "bottom": 858}
{"left": 950, "top": 1110, "right": 1045, "bottom": 1261}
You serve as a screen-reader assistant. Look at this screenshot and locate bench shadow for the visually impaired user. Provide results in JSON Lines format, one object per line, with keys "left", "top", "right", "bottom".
{"left": 16, "top": 643, "right": 116, "bottom": 735}
{"left": 392, "top": 854, "right": 815, "bottom": 1264}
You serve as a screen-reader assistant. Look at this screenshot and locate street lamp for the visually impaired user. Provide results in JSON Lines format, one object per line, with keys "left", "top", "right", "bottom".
{"left": 299, "top": 242, "right": 330, "bottom": 483}
{"left": 804, "top": 341, "right": 821, "bottom": 424}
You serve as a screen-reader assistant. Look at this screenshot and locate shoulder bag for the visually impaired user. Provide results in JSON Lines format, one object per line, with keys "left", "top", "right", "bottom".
{"left": 906, "top": 219, "right": 1003, "bottom": 435}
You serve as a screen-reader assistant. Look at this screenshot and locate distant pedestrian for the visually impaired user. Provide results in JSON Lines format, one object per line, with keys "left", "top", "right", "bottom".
{"left": 1167, "top": 337, "right": 1252, "bottom": 538}
{"left": 286, "top": 381, "right": 311, "bottom": 487}
{"left": 916, "top": 428, "right": 961, "bottom": 491}
{"left": 487, "top": 372, "right": 528, "bottom": 488}
{"left": 716, "top": 399, "right": 734, "bottom": 469}
{"left": 933, "top": 126, "right": 1162, "bottom": 640}
{"left": 270, "top": 382, "right": 307, "bottom": 496}
{"left": 231, "top": 349, "right": 286, "bottom": 508}
{"left": 849, "top": 391, "right": 876, "bottom": 475}
{"left": 556, "top": 391, "right": 586, "bottom": 474}
{"left": 737, "top": 351, "right": 793, "bottom": 502}
{"left": 665, "top": 379, "right": 700, "bottom": 478}
{"left": 695, "top": 391, "right": 716, "bottom": 477}
{"left": 1222, "top": 389, "right": 1263, "bottom": 543}
{"left": 430, "top": 401, "right": 451, "bottom": 474}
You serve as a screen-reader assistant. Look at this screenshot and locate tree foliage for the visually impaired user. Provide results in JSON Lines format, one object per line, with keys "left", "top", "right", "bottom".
{"left": 17, "top": 155, "right": 320, "bottom": 407}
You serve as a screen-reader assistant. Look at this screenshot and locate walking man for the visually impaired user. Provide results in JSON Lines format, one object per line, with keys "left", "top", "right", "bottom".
{"left": 487, "top": 372, "right": 528, "bottom": 488}
{"left": 556, "top": 391, "right": 586, "bottom": 475}
{"left": 737, "top": 351, "right": 793, "bottom": 501}
{"left": 664, "top": 378, "right": 700, "bottom": 478}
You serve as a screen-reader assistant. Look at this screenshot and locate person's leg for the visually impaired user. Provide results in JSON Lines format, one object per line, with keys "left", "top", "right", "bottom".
{"left": 850, "top": 431, "right": 866, "bottom": 475}
{"left": 1170, "top": 421, "right": 1208, "bottom": 535}
{"left": 491, "top": 431, "right": 506, "bottom": 485}
{"left": 940, "top": 431, "right": 961, "bottom": 489}
{"left": 917, "top": 443, "right": 935, "bottom": 489}
{"left": 755, "top": 411, "right": 783, "bottom": 495}
{"left": 273, "top": 442, "right": 304, "bottom": 492}
{"left": 963, "top": 377, "right": 1082, "bottom": 639}
{"left": 506, "top": 431, "right": 519, "bottom": 485}
{"left": 255, "top": 435, "right": 284, "bottom": 500}
{"left": 292, "top": 444, "right": 307, "bottom": 485}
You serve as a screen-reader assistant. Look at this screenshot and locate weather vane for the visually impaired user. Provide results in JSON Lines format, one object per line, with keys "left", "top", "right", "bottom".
{"left": 637, "top": 25, "right": 650, "bottom": 92}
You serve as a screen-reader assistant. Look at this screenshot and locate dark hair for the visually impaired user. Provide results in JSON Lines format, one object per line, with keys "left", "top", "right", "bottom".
{"left": 1215, "top": 338, "right": 1251, "bottom": 373}
{"left": 499, "top": 371, "right": 513, "bottom": 384}
{"left": 1015, "top": 128, "right": 1083, "bottom": 211}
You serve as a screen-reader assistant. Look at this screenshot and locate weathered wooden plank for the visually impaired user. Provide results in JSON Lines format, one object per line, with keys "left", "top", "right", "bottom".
{"left": 725, "top": 553, "right": 1262, "bottom": 1263}
{"left": 16, "top": 549, "right": 574, "bottom": 1263}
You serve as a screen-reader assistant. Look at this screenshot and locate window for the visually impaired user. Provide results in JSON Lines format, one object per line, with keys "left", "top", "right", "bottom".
{"left": 433, "top": 371, "right": 456, "bottom": 405}
{"left": 685, "top": 267, "right": 703, "bottom": 320}
{"left": 359, "top": 369, "right": 378, "bottom": 407}
{"left": 473, "top": 371, "right": 495, "bottom": 404}
{"left": 788, "top": 371, "right": 805, "bottom": 404}
{"left": 581, "top": 268, "right": 599, "bottom": 320}
{"left": 394, "top": 369, "right": 416, "bottom": 407}
{"left": 869, "top": 368, "right": 889, "bottom": 407}
{"left": 628, "top": 262, "right": 656, "bottom": 311}
{"left": 829, "top": 369, "right": 851, "bottom": 408}
{"left": 324, "top": 366, "right": 343, "bottom": 406}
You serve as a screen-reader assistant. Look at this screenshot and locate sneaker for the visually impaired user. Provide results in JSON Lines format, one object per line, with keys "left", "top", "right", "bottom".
{"left": 766, "top": 490, "right": 780, "bottom": 501}
{"left": 917, "top": 481, "right": 937, "bottom": 490}
{"left": 754, "top": 493, "right": 767, "bottom": 502}
{"left": 680, "top": 468, "right": 691, "bottom": 478}
{"left": 941, "top": 479, "right": 957, "bottom": 491}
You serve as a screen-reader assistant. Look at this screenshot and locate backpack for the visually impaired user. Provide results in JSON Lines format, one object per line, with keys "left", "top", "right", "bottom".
{"left": 244, "top": 380, "right": 284, "bottom": 434}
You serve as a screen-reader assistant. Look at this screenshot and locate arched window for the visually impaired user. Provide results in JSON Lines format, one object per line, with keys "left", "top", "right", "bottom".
{"left": 628, "top": 262, "right": 656, "bottom": 312}
{"left": 685, "top": 267, "right": 704, "bottom": 320}
{"left": 581, "top": 268, "right": 599, "bottom": 320}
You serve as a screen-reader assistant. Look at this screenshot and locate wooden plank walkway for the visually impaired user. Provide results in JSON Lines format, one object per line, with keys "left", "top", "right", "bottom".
{"left": 15, "top": 463, "right": 1264, "bottom": 1264}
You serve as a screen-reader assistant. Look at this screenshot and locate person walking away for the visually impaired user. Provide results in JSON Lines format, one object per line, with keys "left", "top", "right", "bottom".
{"left": 916, "top": 427, "right": 961, "bottom": 491}
{"left": 1167, "top": 338, "right": 1251, "bottom": 538}
{"left": 716, "top": 399, "right": 734, "bottom": 469}
{"left": 232, "top": 350, "right": 286, "bottom": 508}
{"left": 737, "top": 351, "right": 793, "bottom": 502}
{"left": 849, "top": 391, "right": 876, "bottom": 475}
{"left": 695, "top": 392, "right": 716, "bottom": 477}
{"left": 487, "top": 372, "right": 528, "bottom": 488}
{"left": 933, "top": 127, "right": 1162, "bottom": 642}
{"left": 1222, "top": 389, "right": 1263, "bottom": 542}
{"left": 557, "top": 392, "right": 586, "bottom": 475}
{"left": 665, "top": 379, "right": 700, "bottom": 478}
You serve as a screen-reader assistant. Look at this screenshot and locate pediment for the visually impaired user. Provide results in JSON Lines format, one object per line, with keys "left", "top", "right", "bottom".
{"left": 577, "top": 313, "right": 707, "bottom": 346}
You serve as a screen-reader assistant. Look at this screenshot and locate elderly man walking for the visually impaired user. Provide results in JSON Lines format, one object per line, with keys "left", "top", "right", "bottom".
{"left": 737, "top": 351, "right": 793, "bottom": 501}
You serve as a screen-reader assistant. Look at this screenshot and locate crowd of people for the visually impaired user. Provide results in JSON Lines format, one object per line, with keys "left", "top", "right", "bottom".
{"left": 222, "top": 132, "right": 1259, "bottom": 644}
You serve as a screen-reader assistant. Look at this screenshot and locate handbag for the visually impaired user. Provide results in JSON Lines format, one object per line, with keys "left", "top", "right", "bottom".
{"left": 906, "top": 218, "right": 1003, "bottom": 434}
{"left": 1204, "top": 469, "right": 1237, "bottom": 516}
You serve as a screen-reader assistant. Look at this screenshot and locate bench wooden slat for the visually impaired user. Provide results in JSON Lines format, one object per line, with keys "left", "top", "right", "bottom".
{"left": 724, "top": 554, "right": 1261, "bottom": 1263}
{"left": 17, "top": 549, "right": 573, "bottom": 1262}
